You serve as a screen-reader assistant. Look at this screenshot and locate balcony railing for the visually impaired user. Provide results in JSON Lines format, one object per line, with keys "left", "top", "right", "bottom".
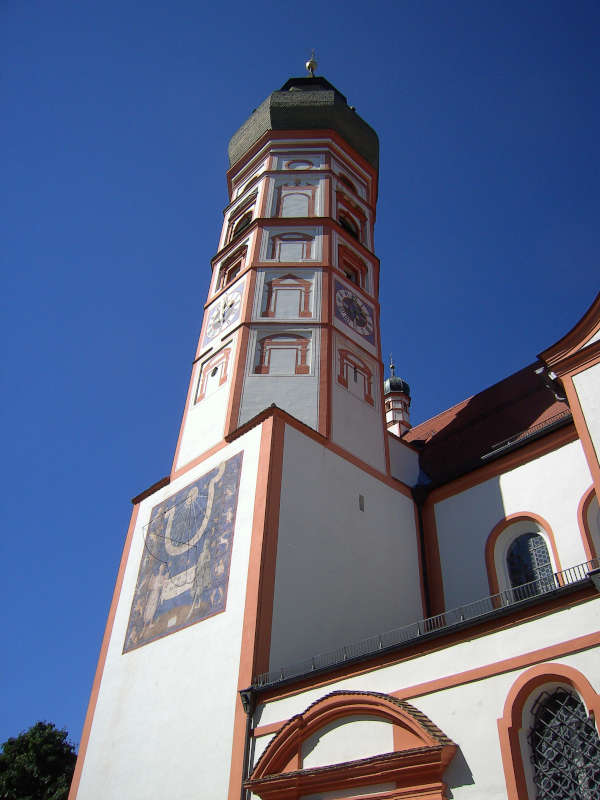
{"left": 253, "top": 558, "right": 599, "bottom": 690}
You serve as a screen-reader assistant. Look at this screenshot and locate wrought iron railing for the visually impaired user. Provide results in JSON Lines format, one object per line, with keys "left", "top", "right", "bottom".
{"left": 253, "top": 558, "right": 599, "bottom": 689}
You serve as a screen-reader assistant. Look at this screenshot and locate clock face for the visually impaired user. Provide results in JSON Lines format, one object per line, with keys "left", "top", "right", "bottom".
{"left": 204, "top": 287, "right": 242, "bottom": 344}
{"left": 334, "top": 283, "right": 374, "bottom": 342}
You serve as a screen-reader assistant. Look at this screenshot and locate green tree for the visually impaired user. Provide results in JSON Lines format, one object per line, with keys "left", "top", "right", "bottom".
{"left": 0, "top": 722, "right": 77, "bottom": 800}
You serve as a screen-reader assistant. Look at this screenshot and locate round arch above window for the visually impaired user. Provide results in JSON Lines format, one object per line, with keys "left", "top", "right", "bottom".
{"left": 246, "top": 691, "right": 456, "bottom": 800}
{"left": 498, "top": 663, "right": 600, "bottom": 800}
{"left": 485, "top": 513, "right": 561, "bottom": 598}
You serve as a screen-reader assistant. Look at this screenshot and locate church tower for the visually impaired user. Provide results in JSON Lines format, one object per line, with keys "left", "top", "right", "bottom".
{"left": 171, "top": 72, "right": 389, "bottom": 476}
{"left": 69, "top": 68, "right": 423, "bottom": 800}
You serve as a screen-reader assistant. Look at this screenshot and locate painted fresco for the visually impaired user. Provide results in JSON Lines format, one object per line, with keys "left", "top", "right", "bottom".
{"left": 123, "top": 452, "right": 243, "bottom": 652}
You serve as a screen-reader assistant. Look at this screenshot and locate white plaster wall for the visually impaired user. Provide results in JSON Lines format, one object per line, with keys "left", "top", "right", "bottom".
{"left": 387, "top": 435, "right": 420, "bottom": 486}
{"left": 434, "top": 440, "right": 593, "bottom": 609}
{"left": 330, "top": 338, "right": 386, "bottom": 472}
{"left": 76, "top": 427, "right": 263, "bottom": 800}
{"left": 238, "top": 328, "right": 320, "bottom": 431}
{"left": 254, "top": 599, "right": 600, "bottom": 799}
{"left": 574, "top": 362, "right": 600, "bottom": 465}
{"left": 269, "top": 424, "right": 422, "bottom": 671}
{"left": 301, "top": 715, "right": 394, "bottom": 768}
{"left": 175, "top": 335, "right": 236, "bottom": 471}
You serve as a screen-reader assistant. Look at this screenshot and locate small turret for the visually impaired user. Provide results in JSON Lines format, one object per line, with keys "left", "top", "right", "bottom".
{"left": 383, "top": 356, "right": 411, "bottom": 436}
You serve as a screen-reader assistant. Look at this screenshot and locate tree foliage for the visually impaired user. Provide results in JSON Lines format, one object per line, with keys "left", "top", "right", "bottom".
{"left": 0, "top": 722, "right": 77, "bottom": 800}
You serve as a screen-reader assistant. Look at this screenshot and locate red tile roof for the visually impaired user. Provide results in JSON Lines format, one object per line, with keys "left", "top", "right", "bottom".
{"left": 403, "top": 364, "right": 570, "bottom": 485}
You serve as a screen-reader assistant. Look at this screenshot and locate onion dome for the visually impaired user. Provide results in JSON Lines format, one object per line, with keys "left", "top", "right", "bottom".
{"left": 384, "top": 355, "right": 410, "bottom": 396}
{"left": 384, "top": 375, "right": 411, "bottom": 396}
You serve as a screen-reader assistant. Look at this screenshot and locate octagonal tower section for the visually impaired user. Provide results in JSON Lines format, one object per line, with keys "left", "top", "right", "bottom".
{"left": 173, "top": 76, "right": 390, "bottom": 476}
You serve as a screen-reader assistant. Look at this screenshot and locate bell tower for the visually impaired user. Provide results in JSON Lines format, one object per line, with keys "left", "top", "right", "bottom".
{"left": 172, "top": 71, "right": 390, "bottom": 477}
{"left": 69, "top": 67, "right": 423, "bottom": 800}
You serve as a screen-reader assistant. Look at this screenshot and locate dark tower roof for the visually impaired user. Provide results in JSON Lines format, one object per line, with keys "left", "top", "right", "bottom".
{"left": 384, "top": 376, "right": 411, "bottom": 396}
{"left": 228, "top": 76, "right": 379, "bottom": 170}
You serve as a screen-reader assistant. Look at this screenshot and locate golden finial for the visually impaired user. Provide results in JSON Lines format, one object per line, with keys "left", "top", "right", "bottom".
{"left": 389, "top": 354, "right": 396, "bottom": 377}
{"left": 305, "top": 50, "right": 317, "bottom": 77}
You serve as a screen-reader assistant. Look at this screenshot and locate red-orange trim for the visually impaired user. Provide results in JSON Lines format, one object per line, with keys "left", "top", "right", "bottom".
{"left": 485, "top": 512, "right": 562, "bottom": 596}
{"left": 428, "top": 423, "right": 578, "bottom": 504}
{"left": 497, "top": 663, "right": 600, "bottom": 800}
{"left": 578, "top": 485, "right": 598, "bottom": 560}
{"left": 256, "top": 589, "right": 598, "bottom": 706}
{"left": 539, "top": 291, "right": 600, "bottom": 367}
{"left": 254, "top": 333, "right": 311, "bottom": 375}
{"left": 170, "top": 438, "right": 229, "bottom": 482}
{"left": 421, "top": 499, "right": 445, "bottom": 615}
{"left": 68, "top": 503, "right": 140, "bottom": 800}
{"left": 248, "top": 692, "right": 455, "bottom": 800}
{"left": 561, "top": 372, "right": 600, "bottom": 498}
{"left": 225, "top": 325, "right": 250, "bottom": 437}
{"left": 171, "top": 360, "right": 199, "bottom": 477}
{"left": 318, "top": 326, "right": 329, "bottom": 437}
{"left": 195, "top": 346, "right": 231, "bottom": 402}
{"left": 227, "top": 405, "right": 413, "bottom": 499}
{"left": 254, "top": 627, "right": 600, "bottom": 738}
{"left": 227, "top": 416, "right": 285, "bottom": 799}
{"left": 227, "top": 130, "right": 377, "bottom": 195}
{"left": 413, "top": 502, "right": 428, "bottom": 618}
{"left": 261, "top": 273, "right": 312, "bottom": 318}
{"left": 337, "top": 348, "right": 375, "bottom": 405}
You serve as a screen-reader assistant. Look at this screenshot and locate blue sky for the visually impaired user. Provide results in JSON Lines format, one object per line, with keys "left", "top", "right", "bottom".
{"left": 2, "top": 0, "right": 599, "bottom": 747}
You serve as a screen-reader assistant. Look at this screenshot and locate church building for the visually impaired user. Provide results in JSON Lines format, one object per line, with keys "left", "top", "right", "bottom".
{"left": 68, "top": 67, "right": 600, "bottom": 800}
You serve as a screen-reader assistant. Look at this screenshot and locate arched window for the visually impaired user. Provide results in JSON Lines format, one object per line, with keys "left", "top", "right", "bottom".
{"left": 339, "top": 213, "right": 359, "bottom": 239}
{"left": 529, "top": 687, "right": 600, "bottom": 799}
{"left": 216, "top": 247, "right": 246, "bottom": 291}
{"left": 338, "top": 173, "right": 357, "bottom": 194}
{"left": 338, "top": 244, "right": 368, "bottom": 288}
{"left": 498, "top": 665, "right": 600, "bottom": 800}
{"left": 507, "top": 533, "right": 553, "bottom": 598}
{"left": 485, "top": 514, "right": 560, "bottom": 600}
{"left": 578, "top": 487, "right": 600, "bottom": 562}
{"left": 230, "top": 211, "right": 252, "bottom": 240}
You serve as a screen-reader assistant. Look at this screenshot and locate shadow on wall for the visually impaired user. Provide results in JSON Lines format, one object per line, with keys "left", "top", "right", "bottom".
{"left": 445, "top": 747, "right": 475, "bottom": 797}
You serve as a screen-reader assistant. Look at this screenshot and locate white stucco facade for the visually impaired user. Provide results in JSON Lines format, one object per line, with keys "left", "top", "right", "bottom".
{"left": 76, "top": 427, "right": 262, "bottom": 800}
{"left": 268, "top": 424, "right": 422, "bottom": 671}
{"left": 433, "top": 439, "right": 592, "bottom": 609}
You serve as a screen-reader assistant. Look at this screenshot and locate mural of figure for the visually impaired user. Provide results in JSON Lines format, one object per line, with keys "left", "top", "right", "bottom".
{"left": 190, "top": 539, "right": 212, "bottom": 615}
{"left": 143, "top": 564, "right": 167, "bottom": 628}
{"left": 123, "top": 452, "right": 243, "bottom": 653}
